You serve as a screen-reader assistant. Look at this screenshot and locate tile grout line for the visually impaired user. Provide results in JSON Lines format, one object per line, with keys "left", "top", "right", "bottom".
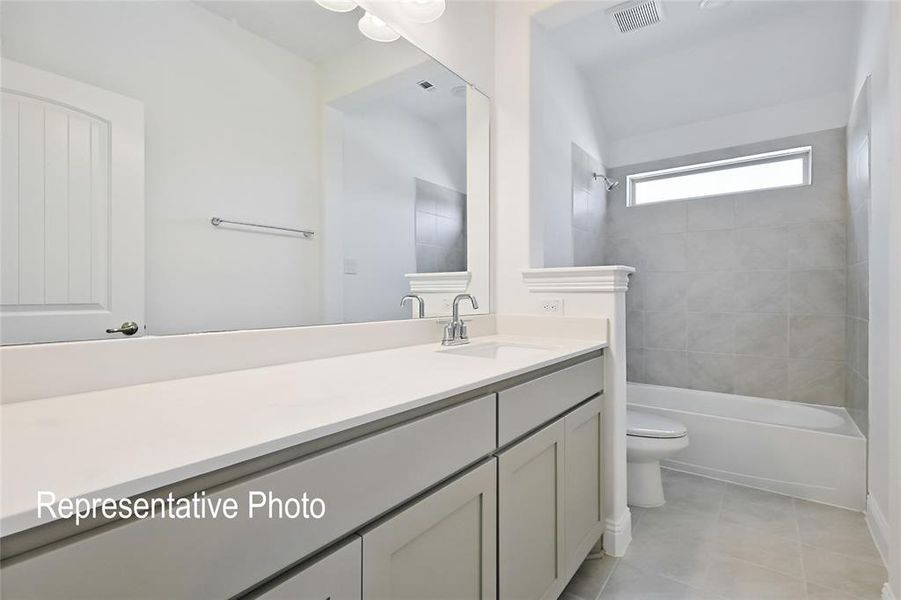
{"left": 793, "top": 497, "right": 814, "bottom": 599}
{"left": 699, "top": 481, "right": 729, "bottom": 596}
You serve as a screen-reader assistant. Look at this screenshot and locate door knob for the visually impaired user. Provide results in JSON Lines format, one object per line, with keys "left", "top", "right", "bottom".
{"left": 105, "top": 321, "right": 139, "bottom": 336}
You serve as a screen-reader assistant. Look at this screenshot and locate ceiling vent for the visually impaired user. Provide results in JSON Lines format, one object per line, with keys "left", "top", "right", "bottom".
{"left": 607, "top": 0, "right": 665, "bottom": 33}
{"left": 417, "top": 80, "right": 437, "bottom": 92}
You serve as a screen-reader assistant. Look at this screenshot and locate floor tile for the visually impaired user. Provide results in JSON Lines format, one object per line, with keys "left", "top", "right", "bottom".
{"left": 805, "top": 582, "right": 871, "bottom": 599}
{"left": 795, "top": 500, "right": 883, "bottom": 565}
{"left": 703, "top": 554, "right": 806, "bottom": 599}
{"left": 719, "top": 485, "right": 798, "bottom": 540}
{"left": 801, "top": 545, "right": 887, "bottom": 598}
{"left": 622, "top": 532, "right": 713, "bottom": 589}
{"left": 723, "top": 483, "right": 795, "bottom": 509}
{"left": 567, "top": 474, "right": 884, "bottom": 600}
{"left": 710, "top": 522, "right": 804, "bottom": 578}
{"left": 629, "top": 505, "right": 649, "bottom": 528}
{"left": 660, "top": 470, "right": 727, "bottom": 515}
{"left": 601, "top": 561, "right": 704, "bottom": 599}
{"left": 562, "top": 556, "right": 619, "bottom": 600}
{"left": 633, "top": 503, "right": 721, "bottom": 543}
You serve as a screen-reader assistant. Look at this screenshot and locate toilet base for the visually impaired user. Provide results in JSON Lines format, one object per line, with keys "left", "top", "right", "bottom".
{"left": 627, "top": 460, "right": 665, "bottom": 508}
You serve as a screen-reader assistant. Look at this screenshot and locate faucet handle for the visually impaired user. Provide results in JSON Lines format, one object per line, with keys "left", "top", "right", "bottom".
{"left": 442, "top": 321, "right": 457, "bottom": 345}
{"left": 458, "top": 319, "right": 470, "bottom": 342}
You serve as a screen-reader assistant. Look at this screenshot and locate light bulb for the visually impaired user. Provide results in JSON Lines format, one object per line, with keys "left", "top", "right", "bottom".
{"left": 314, "top": 0, "right": 357, "bottom": 13}
{"left": 399, "top": 0, "right": 446, "bottom": 23}
{"left": 358, "top": 12, "right": 400, "bottom": 43}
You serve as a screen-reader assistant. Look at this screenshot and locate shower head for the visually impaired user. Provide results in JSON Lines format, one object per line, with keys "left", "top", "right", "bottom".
{"left": 593, "top": 172, "right": 619, "bottom": 191}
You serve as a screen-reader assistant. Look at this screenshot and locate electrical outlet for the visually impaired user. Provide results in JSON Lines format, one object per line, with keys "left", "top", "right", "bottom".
{"left": 541, "top": 298, "right": 563, "bottom": 314}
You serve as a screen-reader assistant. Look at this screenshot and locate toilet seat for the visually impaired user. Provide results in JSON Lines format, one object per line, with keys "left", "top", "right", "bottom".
{"left": 627, "top": 409, "right": 687, "bottom": 439}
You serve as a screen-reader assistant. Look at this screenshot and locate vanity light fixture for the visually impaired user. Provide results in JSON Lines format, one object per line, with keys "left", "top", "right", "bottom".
{"left": 358, "top": 11, "right": 401, "bottom": 42}
{"left": 399, "top": 0, "right": 446, "bottom": 23}
{"left": 314, "top": 0, "right": 358, "bottom": 13}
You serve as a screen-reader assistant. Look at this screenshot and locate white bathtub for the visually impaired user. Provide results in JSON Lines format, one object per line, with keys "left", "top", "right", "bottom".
{"left": 628, "top": 383, "right": 866, "bottom": 510}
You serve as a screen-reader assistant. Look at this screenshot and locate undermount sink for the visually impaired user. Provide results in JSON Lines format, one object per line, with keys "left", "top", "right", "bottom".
{"left": 438, "top": 342, "right": 554, "bottom": 359}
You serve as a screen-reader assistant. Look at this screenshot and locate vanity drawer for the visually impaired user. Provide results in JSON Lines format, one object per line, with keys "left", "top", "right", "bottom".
{"left": 254, "top": 536, "right": 362, "bottom": 600}
{"left": 497, "top": 357, "right": 603, "bottom": 446}
{"left": 0, "top": 395, "right": 496, "bottom": 600}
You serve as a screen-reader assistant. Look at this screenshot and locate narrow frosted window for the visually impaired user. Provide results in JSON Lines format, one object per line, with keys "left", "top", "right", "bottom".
{"left": 627, "top": 146, "right": 811, "bottom": 206}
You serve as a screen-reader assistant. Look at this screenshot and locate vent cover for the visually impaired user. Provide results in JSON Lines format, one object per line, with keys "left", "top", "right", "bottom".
{"left": 417, "top": 80, "right": 436, "bottom": 92}
{"left": 607, "top": 0, "right": 664, "bottom": 33}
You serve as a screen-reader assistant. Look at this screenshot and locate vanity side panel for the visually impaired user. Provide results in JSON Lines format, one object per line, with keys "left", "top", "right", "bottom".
{"left": 0, "top": 395, "right": 496, "bottom": 599}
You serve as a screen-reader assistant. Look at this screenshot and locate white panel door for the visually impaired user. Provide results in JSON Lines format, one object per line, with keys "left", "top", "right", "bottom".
{"left": 1, "top": 59, "right": 144, "bottom": 344}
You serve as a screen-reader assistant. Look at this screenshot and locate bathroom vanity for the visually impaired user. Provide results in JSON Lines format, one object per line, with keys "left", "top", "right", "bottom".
{"left": 1, "top": 333, "right": 606, "bottom": 599}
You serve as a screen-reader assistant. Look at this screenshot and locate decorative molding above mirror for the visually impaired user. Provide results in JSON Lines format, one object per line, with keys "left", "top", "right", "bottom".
{"left": 0, "top": 0, "right": 489, "bottom": 345}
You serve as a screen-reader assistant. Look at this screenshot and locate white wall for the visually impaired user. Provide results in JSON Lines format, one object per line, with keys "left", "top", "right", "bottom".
{"left": 851, "top": 2, "right": 901, "bottom": 593}
{"left": 531, "top": 22, "right": 606, "bottom": 268}
{"left": 336, "top": 107, "right": 465, "bottom": 323}
{"left": 854, "top": 0, "right": 892, "bottom": 550}
{"left": 889, "top": 4, "right": 901, "bottom": 592}
{"left": 1, "top": 1, "right": 322, "bottom": 335}
{"left": 319, "top": 36, "right": 429, "bottom": 105}
{"left": 606, "top": 91, "right": 850, "bottom": 167}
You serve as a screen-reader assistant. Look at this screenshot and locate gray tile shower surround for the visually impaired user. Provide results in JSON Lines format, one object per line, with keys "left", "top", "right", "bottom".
{"left": 601, "top": 128, "right": 853, "bottom": 408}
{"left": 414, "top": 178, "right": 467, "bottom": 273}
{"left": 845, "top": 81, "right": 870, "bottom": 435}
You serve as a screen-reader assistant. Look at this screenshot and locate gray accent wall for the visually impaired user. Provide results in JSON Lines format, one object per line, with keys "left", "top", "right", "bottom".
{"left": 571, "top": 143, "right": 606, "bottom": 266}
{"left": 414, "top": 178, "right": 467, "bottom": 273}
{"left": 603, "top": 128, "right": 849, "bottom": 406}
{"left": 846, "top": 81, "right": 871, "bottom": 434}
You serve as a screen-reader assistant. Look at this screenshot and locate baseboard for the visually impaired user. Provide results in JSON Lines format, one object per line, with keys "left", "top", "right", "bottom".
{"left": 603, "top": 507, "right": 632, "bottom": 557}
{"left": 866, "top": 494, "right": 891, "bottom": 568}
{"left": 883, "top": 582, "right": 896, "bottom": 600}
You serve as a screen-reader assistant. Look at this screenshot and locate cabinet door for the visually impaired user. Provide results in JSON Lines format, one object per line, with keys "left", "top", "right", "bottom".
{"left": 563, "top": 395, "right": 605, "bottom": 578}
{"left": 361, "top": 460, "right": 497, "bottom": 600}
{"left": 256, "top": 537, "right": 361, "bottom": 600}
{"left": 498, "top": 420, "right": 565, "bottom": 600}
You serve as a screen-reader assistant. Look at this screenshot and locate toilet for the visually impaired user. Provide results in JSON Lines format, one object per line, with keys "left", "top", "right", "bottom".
{"left": 626, "top": 409, "right": 689, "bottom": 508}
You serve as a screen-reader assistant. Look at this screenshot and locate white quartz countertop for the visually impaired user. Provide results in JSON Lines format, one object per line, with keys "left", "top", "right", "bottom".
{"left": 1, "top": 334, "right": 605, "bottom": 536}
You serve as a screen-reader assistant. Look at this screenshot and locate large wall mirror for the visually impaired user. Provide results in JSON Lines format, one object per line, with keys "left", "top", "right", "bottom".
{"left": 0, "top": 0, "right": 489, "bottom": 344}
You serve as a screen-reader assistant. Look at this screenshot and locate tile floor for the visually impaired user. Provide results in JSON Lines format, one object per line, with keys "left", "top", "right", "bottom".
{"left": 560, "top": 469, "right": 886, "bottom": 600}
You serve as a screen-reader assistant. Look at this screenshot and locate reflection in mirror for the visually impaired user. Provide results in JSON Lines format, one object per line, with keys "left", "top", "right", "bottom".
{"left": 531, "top": 1, "right": 867, "bottom": 421}
{"left": 0, "top": 0, "right": 489, "bottom": 344}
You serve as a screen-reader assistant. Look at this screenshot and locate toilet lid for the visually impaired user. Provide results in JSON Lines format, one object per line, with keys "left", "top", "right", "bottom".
{"left": 627, "top": 409, "right": 687, "bottom": 439}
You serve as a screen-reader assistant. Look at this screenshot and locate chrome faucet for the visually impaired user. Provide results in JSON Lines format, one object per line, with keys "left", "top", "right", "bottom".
{"left": 442, "top": 294, "right": 479, "bottom": 346}
{"left": 400, "top": 294, "right": 425, "bottom": 318}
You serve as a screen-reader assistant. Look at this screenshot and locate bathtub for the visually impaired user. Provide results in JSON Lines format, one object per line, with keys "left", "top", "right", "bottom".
{"left": 628, "top": 383, "right": 866, "bottom": 510}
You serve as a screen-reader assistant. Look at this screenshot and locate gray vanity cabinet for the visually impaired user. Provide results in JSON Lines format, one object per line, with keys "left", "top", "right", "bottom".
{"left": 256, "top": 537, "right": 362, "bottom": 600}
{"left": 563, "top": 395, "right": 605, "bottom": 578}
{"left": 361, "top": 459, "right": 497, "bottom": 600}
{"left": 498, "top": 420, "right": 566, "bottom": 600}
{"left": 1, "top": 354, "right": 605, "bottom": 600}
